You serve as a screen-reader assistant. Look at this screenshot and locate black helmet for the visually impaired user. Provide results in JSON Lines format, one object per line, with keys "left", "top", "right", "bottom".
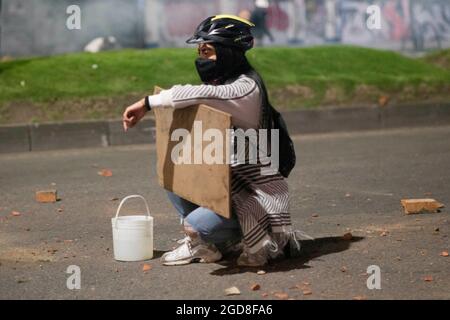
{"left": 186, "top": 15, "right": 255, "bottom": 51}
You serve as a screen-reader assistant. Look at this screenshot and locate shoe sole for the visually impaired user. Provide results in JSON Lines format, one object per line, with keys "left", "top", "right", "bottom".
{"left": 163, "top": 259, "right": 194, "bottom": 266}
{"left": 162, "top": 253, "right": 222, "bottom": 266}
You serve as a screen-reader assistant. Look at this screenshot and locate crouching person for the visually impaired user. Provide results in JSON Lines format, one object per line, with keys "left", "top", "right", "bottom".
{"left": 123, "top": 15, "right": 306, "bottom": 267}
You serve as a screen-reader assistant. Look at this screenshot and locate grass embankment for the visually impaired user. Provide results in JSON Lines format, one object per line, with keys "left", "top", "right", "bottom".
{"left": 1, "top": 46, "right": 449, "bottom": 124}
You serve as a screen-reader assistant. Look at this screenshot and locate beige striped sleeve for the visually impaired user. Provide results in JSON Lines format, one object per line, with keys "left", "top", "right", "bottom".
{"left": 147, "top": 75, "right": 262, "bottom": 129}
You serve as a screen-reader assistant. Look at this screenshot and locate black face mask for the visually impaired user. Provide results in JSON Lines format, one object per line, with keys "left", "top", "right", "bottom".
{"left": 195, "top": 58, "right": 219, "bottom": 83}
{"left": 195, "top": 45, "right": 251, "bottom": 84}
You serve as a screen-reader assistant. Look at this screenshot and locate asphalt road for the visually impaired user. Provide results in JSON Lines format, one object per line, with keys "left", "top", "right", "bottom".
{"left": 0, "top": 125, "right": 449, "bottom": 300}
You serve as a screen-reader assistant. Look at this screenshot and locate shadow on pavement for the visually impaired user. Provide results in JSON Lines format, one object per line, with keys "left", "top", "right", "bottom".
{"left": 153, "top": 250, "right": 166, "bottom": 259}
{"left": 210, "top": 236, "right": 364, "bottom": 276}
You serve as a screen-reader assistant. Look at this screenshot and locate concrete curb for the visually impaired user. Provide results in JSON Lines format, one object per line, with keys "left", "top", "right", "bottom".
{"left": 1, "top": 103, "right": 450, "bottom": 153}
{"left": 286, "top": 102, "right": 450, "bottom": 134}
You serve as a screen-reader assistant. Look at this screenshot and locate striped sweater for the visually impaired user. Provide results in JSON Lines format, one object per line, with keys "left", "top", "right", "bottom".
{"left": 147, "top": 75, "right": 261, "bottom": 130}
{"left": 147, "top": 74, "right": 293, "bottom": 254}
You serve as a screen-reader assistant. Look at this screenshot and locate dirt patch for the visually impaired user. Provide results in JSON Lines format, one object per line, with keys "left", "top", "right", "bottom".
{"left": 2, "top": 83, "right": 450, "bottom": 124}
{"left": 0, "top": 246, "right": 55, "bottom": 263}
{"left": 351, "top": 85, "right": 383, "bottom": 105}
{"left": 323, "top": 86, "right": 346, "bottom": 105}
{"left": 271, "top": 85, "right": 315, "bottom": 109}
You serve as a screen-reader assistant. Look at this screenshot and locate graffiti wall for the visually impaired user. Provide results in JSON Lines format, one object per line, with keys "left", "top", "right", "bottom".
{"left": 277, "top": 0, "right": 450, "bottom": 51}
{"left": 1, "top": 0, "right": 449, "bottom": 57}
{"left": 148, "top": 0, "right": 450, "bottom": 51}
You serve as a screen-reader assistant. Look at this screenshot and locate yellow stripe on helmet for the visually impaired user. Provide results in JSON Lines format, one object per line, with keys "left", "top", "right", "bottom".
{"left": 212, "top": 14, "right": 255, "bottom": 27}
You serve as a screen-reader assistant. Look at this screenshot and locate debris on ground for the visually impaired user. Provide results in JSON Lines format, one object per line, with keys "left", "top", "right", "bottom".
{"left": 303, "top": 289, "right": 313, "bottom": 296}
{"left": 224, "top": 286, "right": 241, "bottom": 296}
{"left": 342, "top": 232, "right": 353, "bottom": 241}
{"left": 98, "top": 169, "right": 113, "bottom": 177}
{"left": 273, "top": 292, "right": 289, "bottom": 300}
{"left": 11, "top": 211, "right": 21, "bottom": 217}
{"left": 250, "top": 284, "right": 261, "bottom": 291}
{"left": 36, "top": 190, "right": 57, "bottom": 203}
{"left": 291, "top": 282, "right": 313, "bottom": 296}
{"left": 142, "top": 264, "right": 152, "bottom": 272}
{"left": 400, "top": 199, "right": 444, "bottom": 214}
{"left": 257, "top": 270, "right": 266, "bottom": 275}
{"left": 423, "top": 275, "right": 433, "bottom": 282}
{"left": 378, "top": 95, "right": 389, "bottom": 107}
{"left": 440, "top": 251, "right": 449, "bottom": 257}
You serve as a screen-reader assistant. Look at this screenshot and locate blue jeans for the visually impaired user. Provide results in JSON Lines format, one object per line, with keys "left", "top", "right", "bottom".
{"left": 166, "top": 191, "right": 242, "bottom": 245}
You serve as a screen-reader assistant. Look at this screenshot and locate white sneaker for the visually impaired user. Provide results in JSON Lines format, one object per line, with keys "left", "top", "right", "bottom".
{"left": 161, "top": 236, "right": 222, "bottom": 266}
{"left": 175, "top": 236, "right": 190, "bottom": 245}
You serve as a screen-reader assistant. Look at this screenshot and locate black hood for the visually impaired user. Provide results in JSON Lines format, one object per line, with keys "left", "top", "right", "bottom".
{"left": 213, "top": 44, "right": 252, "bottom": 84}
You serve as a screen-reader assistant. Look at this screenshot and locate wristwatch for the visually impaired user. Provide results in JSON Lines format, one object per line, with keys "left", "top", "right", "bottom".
{"left": 144, "top": 96, "right": 152, "bottom": 111}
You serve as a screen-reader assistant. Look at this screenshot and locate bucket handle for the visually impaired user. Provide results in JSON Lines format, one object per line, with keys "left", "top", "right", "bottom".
{"left": 114, "top": 195, "right": 151, "bottom": 227}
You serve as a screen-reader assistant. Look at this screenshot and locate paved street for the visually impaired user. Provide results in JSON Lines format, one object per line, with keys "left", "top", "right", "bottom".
{"left": 0, "top": 125, "right": 449, "bottom": 300}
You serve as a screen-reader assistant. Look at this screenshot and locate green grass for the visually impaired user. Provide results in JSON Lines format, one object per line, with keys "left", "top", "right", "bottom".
{"left": 1, "top": 46, "right": 450, "bottom": 124}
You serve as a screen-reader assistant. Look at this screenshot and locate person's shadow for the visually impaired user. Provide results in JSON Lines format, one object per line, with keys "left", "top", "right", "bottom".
{"left": 210, "top": 235, "right": 364, "bottom": 275}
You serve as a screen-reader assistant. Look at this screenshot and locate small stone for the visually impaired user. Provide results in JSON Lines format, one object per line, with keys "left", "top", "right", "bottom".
{"left": 98, "top": 169, "right": 112, "bottom": 177}
{"left": 274, "top": 292, "right": 289, "bottom": 300}
{"left": 142, "top": 264, "right": 152, "bottom": 272}
{"left": 303, "top": 290, "right": 313, "bottom": 296}
{"left": 36, "top": 190, "right": 57, "bottom": 203}
{"left": 378, "top": 95, "right": 389, "bottom": 107}
{"left": 342, "top": 232, "right": 353, "bottom": 241}
{"left": 401, "top": 198, "right": 444, "bottom": 214}
{"left": 257, "top": 270, "right": 266, "bottom": 275}
{"left": 250, "top": 284, "right": 261, "bottom": 291}
{"left": 225, "top": 287, "right": 241, "bottom": 296}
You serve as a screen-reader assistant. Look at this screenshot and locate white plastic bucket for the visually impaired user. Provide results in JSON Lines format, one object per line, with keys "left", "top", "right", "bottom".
{"left": 111, "top": 195, "right": 154, "bottom": 262}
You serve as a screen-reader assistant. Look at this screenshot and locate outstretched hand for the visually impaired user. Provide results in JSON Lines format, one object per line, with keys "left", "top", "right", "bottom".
{"left": 122, "top": 98, "right": 147, "bottom": 132}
